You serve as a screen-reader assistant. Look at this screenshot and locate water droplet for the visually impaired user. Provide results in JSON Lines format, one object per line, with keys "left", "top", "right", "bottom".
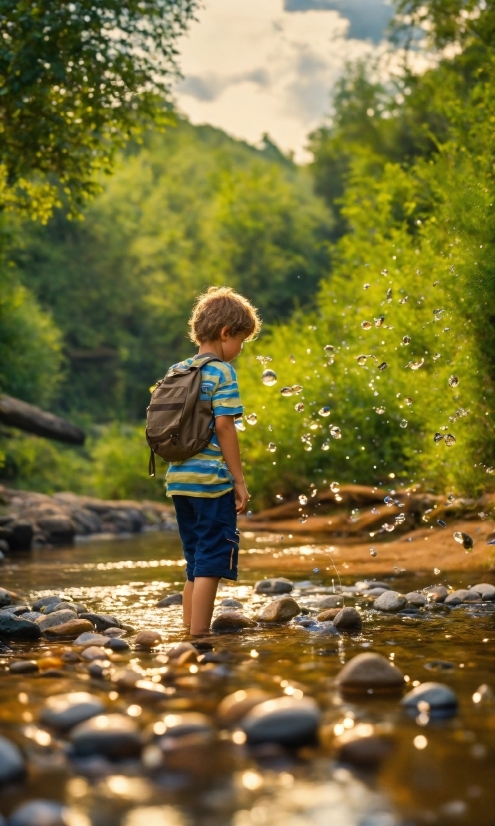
{"left": 319, "top": 406, "right": 331, "bottom": 417}
{"left": 330, "top": 426, "right": 341, "bottom": 439}
{"left": 289, "top": 354, "right": 296, "bottom": 364}
{"left": 330, "top": 481, "right": 340, "bottom": 493}
{"left": 378, "top": 362, "right": 388, "bottom": 370}
{"left": 247, "top": 510, "right": 253, "bottom": 519}
{"left": 309, "top": 422, "right": 319, "bottom": 431}
{"left": 437, "top": 519, "right": 447, "bottom": 527}
{"left": 433, "top": 308, "right": 444, "bottom": 319}
{"left": 245, "top": 413, "right": 258, "bottom": 425}
{"left": 364, "top": 283, "right": 370, "bottom": 289}
{"left": 416, "top": 269, "right": 421, "bottom": 274}
{"left": 292, "top": 385, "right": 303, "bottom": 395}
{"left": 444, "top": 434, "right": 456, "bottom": 446}
{"left": 486, "top": 467, "right": 495, "bottom": 474}
{"left": 370, "top": 548, "right": 377, "bottom": 557}
{"left": 256, "top": 355, "right": 272, "bottom": 365}
{"left": 267, "top": 442, "right": 277, "bottom": 453}
{"left": 448, "top": 375, "right": 459, "bottom": 387}
{"left": 433, "top": 280, "right": 440, "bottom": 286}
{"left": 299, "top": 494, "right": 308, "bottom": 506}
{"left": 321, "top": 440, "right": 330, "bottom": 451}
{"left": 407, "top": 358, "right": 424, "bottom": 370}
{"left": 361, "top": 321, "right": 372, "bottom": 330}
{"left": 381, "top": 268, "right": 388, "bottom": 275}
{"left": 280, "top": 386, "right": 294, "bottom": 397}
{"left": 402, "top": 335, "right": 411, "bottom": 345}
{"left": 375, "top": 316, "right": 385, "bottom": 328}
{"left": 454, "top": 531, "right": 473, "bottom": 551}
{"left": 400, "top": 419, "right": 408, "bottom": 428}
{"left": 395, "top": 513, "right": 406, "bottom": 524}
{"left": 295, "top": 402, "right": 305, "bottom": 412}
{"left": 262, "top": 369, "right": 277, "bottom": 386}
{"left": 235, "top": 419, "right": 246, "bottom": 432}
{"left": 433, "top": 432, "right": 443, "bottom": 443}
{"left": 399, "top": 296, "right": 408, "bottom": 304}
{"left": 433, "top": 567, "right": 440, "bottom": 575}
{"left": 313, "top": 567, "right": 320, "bottom": 574}
{"left": 442, "top": 327, "right": 450, "bottom": 333}
{"left": 405, "top": 398, "right": 413, "bottom": 406}
{"left": 327, "top": 356, "right": 335, "bottom": 365}
{"left": 432, "top": 353, "right": 441, "bottom": 361}
{"left": 383, "top": 523, "right": 395, "bottom": 532}
{"left": 324, "top": 344, "right": 335, "bottom": 353}
{"left": 357, "top": 354, "right": 369, "bottom": 366}
{"left": 375, "top": 406, "right": 386, "bottom": 414}
{"left": 486, "top": 538, "right": 495, "bottom": 546}
{"left": 386, "top": 288, "right": 393, "bottom": 301}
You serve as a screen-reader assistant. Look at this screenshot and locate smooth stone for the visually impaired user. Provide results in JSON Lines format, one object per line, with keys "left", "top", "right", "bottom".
{"left": 43, "top": 602, "right": 78, "bottom": 615}
{"left": 363, "top": 587, "right": 389, "bottom": 598}
{"left": 153, "top": 712, "right": 213, "bottom": 740}
{"left": 333, "top": 607, "right": 363, "bottom": 631}
{"left": 80, "top": 646, "right": 108, "bottom": 661}
{"left": 8, "top": 660, "right": 39, "bottom": 674}
{"left": 79, "top": 612, "right": 121, "bottom": 631}
{"left": 257, "top": 596, "right": 300, "bottom": 623}
{"left": 0, "top": 735, "right": 25, "bottom": 783}
{"left": 316, "top": 608, "right": 341, "bottom": 622}
{"left": 217, "top": 689, "right": 272, "bottom": 727}
{"left": 401, "top": 682, "right": 458, "bottom": 716}
{"left": 167, "top": 642, "right": 197, "bottom": 660}
{"left": 135, "top": 629, "right": 162, "bottom": 648}
{"left": 241, "top": 696, "right": 321, "bottom": 747}
{"left": 36, "top": 610, "right": 80, "bottom": 632}
{"left": 444, "top": 589, "right": 481, "bottom": 605}
{"left": 44, "top": 620, "right": 94, "bottom": 639}
{"left": 40, "top": 692, "right": 105, "bottom": 730}
{"left": 336, "top": 653, "right": 405, "bottom": 692}
{"left": 405, "top": 592, "right": 427, "bottom": 607}
{"left": 0, "top": 605, "right": 30, "bottom": 616}
{"left": 337, "top": 732, "right": 394, "bottom": 769}
{"left": 355, "top": 581, "right": 391, "bottom": 591}
{"left": 70, "top": 713, "right": 143, "bottom": 758}
{"left": 424, "top": 660, "right": 455, "bottom": 672}
{"left": 0, "top": 587, "right": 12, "bottom": 607}
{"left": 21, "top": 612, "right": 42, "bottom": 622}
{"left": 104, "top": 627, "right": 126, "bottom": 637}
{"left": 424, "top": 585, "right": 448, "bottom": 603}
{"left": 156, "top": 592, "right": 183, "bottom": 607}
{"left": 7, "top": 801, "right": 66, "bottom": 826}
{"left": 308, "top": 595, "right": 344, "bottom": 610}
{"left": 254, "top": 578, "right": 293, "bottom": 595}
{"left": 0, "top": 614, "right": 41, "bottom": 640}
{"left": 296, "top": 618, "right": 319, "bottom": 628}
{"left": 315, "top": 621, "right": 340, "bottom": 636}
{"left": 471, "top": 583, "right": 495, "bottom": 600}
{"left": 220, "top": 598, "right": 244, "bottom": 609}
{"left": 74, "top": 632, "right": 110, "bottom": 646}
{"left": 32, "top": 595, "right": 62, "bottom": 611}
{"left": 212, "top": 611, "right": 256, "bottom": 631}
{"left": 373, "top": 591, "right": 408, "bottom": 613}
{"left": 106, "top": 638, "right": 130, "bottom": 652}
{"left": 198, "top": 649, "right": 235, "bottom": 663}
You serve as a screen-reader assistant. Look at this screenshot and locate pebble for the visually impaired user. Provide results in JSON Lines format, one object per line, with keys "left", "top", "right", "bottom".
{"left": 401, "top": 681, "right": 458, "bottom": 716}
{"left": 156, "top": 592, "right": 183, "bottom": 607}
{"left": 363, "top": 587, "right": 389, "bottom": 598}
{"left": 333, "top": 607, "right": 363, "bottom": 631}
{"left": 32, "top": 595, "right": 62, "bottom": 611}
{"left": 217, "top": 689, "right": 272, "bottom": 727}
{"left": 337, "top": 730, "right": 395, "bottom": 769}
{"left": 0, "top": 735, "right": 25, "bottom": 784}
{"left": 254, "top": 578, "right": 293, "bottom": 594}
{"left": 40, "top": 692, "right": 105, "bottom": 730}
{"left": 70, "top": 713, "right": 143, "bottom": 758}
{"left": 316, "top": 608, "right": 341, "bottom": 622}
{"left": 444, "top": 589, "right": 481, "bottom": 605}
{"left": 471, "top": 583, "right": 495, "bottom": 600}
{"left": 356, "top": 581, "right": 391, "bottom": 591}
{"left": 21, "top": 612, "right": 42, "bottom": 622}
{"left": 0, "top": 587, "right": 12, "bottom": 607}
{"left": 79, "top": 612, "right": 121, "bottom": 631}
{"left": 0, "top": 613, "right": 41, "bottom": 640}
{"left": 106, "top": 637, "right": 130, "bottom": 652}
{"left": 44, "top": 619, "right": 94, "bottom": 639}
{"left": 35, "top": 609, "right": 80, "bottom": 632}
{"left": 405, "top": 592, "right": 427, "bottom": 607}
{"left": 167, "top": 642, "right": 197, "bottom": 660}
{"left": 315, "top": 621, "right": 340, "bottom": 636}
{"left": 8, "top": 660, "right": 39, "bottom": 674}
{"left": 211, "top": 611, "right": 256, "bottom": 631}
{"left": 308, "top": 595, "right": 343, "bottom": 610}
{"left": 80, "top": 646, "right": 109, "bottom": 661}
{"left": 240, "top": 696, "right": 321, "bottom": 747}
{"left": 336, "top": 652, "right": 405, "bottom": 692}
{"left": 424, "top": 585, "right": 448, "bottom": 603}
{"left": 220, "top": 598, "right": 244, "bottom": 609}
{"left": 153, "top": 712, "right": 214, "bottom": 740}
{"left": 7, "top": 801, "right": 67, "bottom": 826}
{"left": 42, "top": 601, "right": 78, "bottom": 615}
{"left": 373, "top": 591, "right": 408, "bottom": 613}
{"left": 0, "top": 605, "right": 30, "bottom": 616}
{"left": 74, "top": 632, "right": 110, "bottom": 646}
{"left": 257, "top": 596, "right": 300, "bottom": 623}
{"left": 104, "top": 627, "right": 126, "bottom": 637}
{"left": 424, "top": 660, "right": 455, "bottom": 672}
{"left": 135, "top": 629, "right": 162, "bottom": 648}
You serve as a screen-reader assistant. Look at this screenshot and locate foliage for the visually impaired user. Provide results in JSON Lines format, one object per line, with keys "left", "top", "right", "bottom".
{"left": 0, "top": 0, "right": 198, "bottom": 217}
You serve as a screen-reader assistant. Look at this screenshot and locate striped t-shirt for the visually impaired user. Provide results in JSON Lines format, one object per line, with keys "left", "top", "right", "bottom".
{"left": 165, "top": 355, "right": 243, "bottom": 498}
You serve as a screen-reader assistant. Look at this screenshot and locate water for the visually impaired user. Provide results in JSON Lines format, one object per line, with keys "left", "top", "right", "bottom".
{"left": 1, "top": 531, "right": 495, "bottom": 826}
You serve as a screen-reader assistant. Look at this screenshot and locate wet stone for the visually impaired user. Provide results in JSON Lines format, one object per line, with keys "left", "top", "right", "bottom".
{"left": 405, "top": 592, "right": 427, "bottom": 607}
{"left": 21, "top": 612, "right": 42, "bottom": 622}
{"left": 241, "top": 696, "right": 321, "bottom": 747}
{"left": 104, "top": 627, "right": 126, "bottom": 637}
{"left": 424, "top": 660, "right": 455, "bottom": 672}
{"left": 8, "top": 660, "right": 39, "bottom": 674}
{"left": 135, "top": 629, "right": 162, "bottom": 648}
{"left": 471, "top": 583, "right": 495, "bottom": 600}
{"left": 424, "top": 585, "right": 448, "bottom": 603}
{"left": 217, "top": 689, "right": 272, "bottom": 727}
{"left": 211, "top": 611, "right": 256, "bottom": 631}
{"left": 373, "top": 591, "right": 408, "bottom": 613}
{"left": 336, "top": 652, "right": 405, "bottom": 693}
{"left": 80, "top": 646, "right": 108, "bottom": 661}
{"left": 220, "top": 598, "right": 244, "bottom": 609}
{"left": 444, "top": 589, "right": 481, "bottom": 606}
{"left": 257, "top": 596, "right": 300, "bottom": 623}
{"left": 44, "top": 619, "right": 94, "bottom": 639}
{"left": 156, "top": 592, "right": 183, "bottom": 607}
{"left": 32, "top": 595, "right": 61, "bottom": 611}
{"left": 402, "top": 681, "right": 458, "bottom": 717}
{"left": 74, "top": 632, "right": 110, "bottom": 646}
{"left": 308, "top": 595, "right": 344, "bottom": 610}
{"left": 333, "top": 607, "right": 362, "bottom": 631}
{"left": 356, "top": 581, "right": 391, "bottom": 591}
{"left": 255, "top": 578, "right": 293, "bottom": 595}
{"left": 153, "top": 712, "right": 214, "bottom": 741}
{"left": 337, "top": 732, "right": 395, "bottom": 769}
{"left": 0, "top": 614, "right": 41, "bottom": 640}
{"left": 35, "top": 609, "right": 80, "bottom": 632}
{"left": 106, "top": 637, "right": 130, "bottom": 652}
{"left": 364, "top": 587, "right": 389, "bottom": 598}
{"left": 0, "top": 587, "right": 12, "bottom": 607}
{"left": 43, "top": 601, "right": 78, "bottom": 615}
{"left": 40, "top": 692, "right": 105, "bottom": 730}
{"left": 0, "top": 605, "right": 30, "bottom": 616}
{"left": 167, "top": 642, "right": 197, "bottom": 660}
{"left": 7, "top": 801, "right": 68, "bottom": 826}
{"left": 316, "top": 608, "right": 341, "bottom": 622}
{"left": 0, "top": 735, "right": 25, "bottom": 784}
{"left": 315, "top": 621, "right": 340, "bottom": 636}
{"left": 79, "top": 612, "right": 121, "bottom": 631}
{"left": 70, "top": 713, "right": 143, "bottom": 759}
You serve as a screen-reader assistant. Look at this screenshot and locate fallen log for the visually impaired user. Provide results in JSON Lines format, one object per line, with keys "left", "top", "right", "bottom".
{"left": 0, "top": 395, "right": 85, "bottom": 445}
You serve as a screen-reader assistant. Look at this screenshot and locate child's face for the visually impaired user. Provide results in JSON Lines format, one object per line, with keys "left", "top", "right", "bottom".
{"left": 221, "top": 330, "right": 248, "bottom": 362}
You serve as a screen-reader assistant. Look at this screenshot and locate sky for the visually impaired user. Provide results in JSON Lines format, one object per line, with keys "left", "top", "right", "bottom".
{"left": 174, "top": 0, "right": 394, "bottom": 161}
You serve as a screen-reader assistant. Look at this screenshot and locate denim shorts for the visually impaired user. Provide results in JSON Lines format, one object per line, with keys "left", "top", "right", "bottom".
{"left": 172, "top": 490, "right": 240, "bottom": 581}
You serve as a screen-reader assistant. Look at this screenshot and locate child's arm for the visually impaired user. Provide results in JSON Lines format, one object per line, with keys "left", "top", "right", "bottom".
{"left": 215, "top": 415, "right": 250, "bottom": 513}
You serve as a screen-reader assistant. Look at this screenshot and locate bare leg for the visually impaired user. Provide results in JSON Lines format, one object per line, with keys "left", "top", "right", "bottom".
{"left": 182, "top": 580, "right": 194, "bottom": 629}
{"left": 190, "top": 577, "right": 220, "bottom": 636}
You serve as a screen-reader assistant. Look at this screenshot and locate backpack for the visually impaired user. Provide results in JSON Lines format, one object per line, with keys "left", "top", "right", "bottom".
{"left": 146, "top": 353, "right": 221, "bottom": 476}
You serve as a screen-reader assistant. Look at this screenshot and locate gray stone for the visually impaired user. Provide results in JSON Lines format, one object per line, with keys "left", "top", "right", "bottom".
{"left": 373, "top": 591, "right": 408, "bottom": 613}
{"left": 355, "top": 581, "right": 391, "bottom": 591}
{"left": 32, "top": 595, "right": 62, "bottom": 611}
{"left": 336, "top": 652, "right": 405, "bottom": 692}
{"left": 7, "top": 801, "right": 66, "bottom": 826}
{"left": 8, "top": 660, "right": 39, "bottom": 674}
{"left": 79, "top": 612, "right": 121, "bottom": 631}
{"left": 70, "top": 713, "right": 143, "bottom": 758}
{"left": 401, "top": 682, "right": 458, "bottom": 716}
{"left": 220, "top": 598, "right": 243, "bottom": 609}
{"left": 211, "top": 611, "right": 256, "bottom": 631}
{"left": 104, "top": 627, "right": 126, "bottom": 637}
{"left": 36, "top": 609, "right": 80, "bottom": 632}
{"left": 21, "top": 612, "right": 42, "bottom": 622}
{"left": 0, "top": 605, "right": 30, "bottom": 615}
{"left": 254, "top": 578, "right": 293, "bottom": 595}
{"left": 154, "top": 712, "right": 214, "bottom": 741}
{"left": 405, "top": 592, "right": 427, "bottom": 607}
{"left": 7, "top": 520, "right": 33, "bottom": 551}
{"left": 337, "top": 732, "right": 395, "bottom": 769}
{"left": 241, "top": 696, "right": 321, "bottom": 746}
{"left": 333, "top": 607, "right": 363, "bottom": 631}
{"left": 0, "top": 735, "right": 25, "bottom": 783}
{"left": 315, "top": 621, "right": 340, "bottom": 636}
{"left": 80, "top": 646, "right": 108, "bottom": 661}
{"left": 217, "top": 689, "right": 271, "bottom": 727}
{"left": 444, "top": 589, "right": 481, "bottom": 606}
{"left": 308, "top": 594, "right": 344, "bottom": 610}
{"left": 74, "top": 632, "right": 110, "bottom": 646}
{"left": 40, "top": 692, "right": 105, "bottom": 730}
{"left": 43, "top": 601, "right": 78, "bottom": 615}
{"left": 471, "top": 583, "right": 495, "bottom": 600}
{"left": 0, "top": 550, "right": 4, "bottom": 563}
{"left": 156, "top": 592, "right": 182, "bottom": 607}
{"left": 106, "top": 637, "right": 130, "bottom": 652}
{"left": 364, "top": 587, "right": 389, "bottom": 598}
{"left": 424, "top": 585, "right": 448, "bottom": 603}
{"left": 0, "top": 587, "right": 12, "bottom": 607}
{"left": 36, "top": 514, "right": 75, "bottom": 544}
{"left": 0, "top": 613, "right": 41, "bottom": 640}
{"left": 257, "top": 596, "right": 300, "bottom": 623}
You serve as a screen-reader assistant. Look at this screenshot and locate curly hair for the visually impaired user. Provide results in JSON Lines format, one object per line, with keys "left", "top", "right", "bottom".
{"left": 188, "top": 286, "right": 261, "bottom": 344}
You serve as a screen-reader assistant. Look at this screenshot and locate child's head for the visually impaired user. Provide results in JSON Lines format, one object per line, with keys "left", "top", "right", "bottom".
{"left": 189, "top": 286, "right": 261, "bottom": 347}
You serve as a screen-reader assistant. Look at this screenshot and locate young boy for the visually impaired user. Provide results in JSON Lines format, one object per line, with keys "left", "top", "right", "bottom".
{"left": 166, "top": 286, "right": 261, "bottom": 637}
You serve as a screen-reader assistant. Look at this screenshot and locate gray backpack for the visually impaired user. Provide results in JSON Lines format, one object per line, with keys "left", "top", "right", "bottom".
{"left": 146, "top": 354, "right": 220, "bottom": 476}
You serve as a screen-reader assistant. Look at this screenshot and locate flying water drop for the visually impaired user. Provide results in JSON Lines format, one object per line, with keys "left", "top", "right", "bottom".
{"left": 375, "top": 406, "right": 386, "bottom": 414}
{"left": 245, "top": 413, "right": 258, "bottom": 425}
{"left": 299, "top": 494, "right": 308, "bottom": 506}
{"left": 330, "top": 426, "right": 341, "bottom": 439}
{"left": 295, "top": 402, "right": 305, "bottom": 412}
{"left": 407, "top": 359, "right": 424, "bottom": 370}
{"left": 405, "top": 398, "right": 413, "bottom": 406}
{"left": 378, "top": 362, "right": 388, "bottom": 371}
{"left": 280, "top": 386, "right": 293, "bottom": 397}
{"left": 361, "top": 321, "right": 372, "bottom": 330}
{"left": 357, "top": 354, "right": 369, "bottom": 366}
{"left": 262, "top": 369, "right": 277, "bottom": 386}
{"left": 448, "top": 376, "right": 459, "bottom": 387}
{"left": 386, "top": 288, "right": 393, "bottom": 301}
{"left": 319, "top": 406, "right": 331, "bottom": 417}
{"left": 432, "top": 353, "right": 441, "bottom": 361}
{"left": 292, "top": 385, "right": 303, "bottom": 395}
{"left": 375, "top": 316, "right": 385, "bottom": 328}
{"left": 398, "top": 296, "right": 408, "bottom": 304}
{"left": 267, "top": 442, "right": 277, "bottom": 453}
{"left": 364, "top": 283, "right": 370, "bottom": 290}
{"left": 437, "top": 519, "right": 447, "bottom": 527}
{"left": 370, "top": 548, "right": 377, "bottom": 557}
{"left": 381, "top": 268, "right": 388, "bottom": 275}
{"left": 235, "top": 420, "right": 246, "bottom": 432}
{"left": 289, "top": 354, "right": 296, "bottom": 364}
{"left": 444, "top": 434, "right": 456, "bottom": 446}
{"left": 433, "top": 433, "right": 443, "bottom": 443}
{"left": 256, "top": 356, "right": 272, "bottom": 365}
{"left": 453, "top": 531, "right": 473, "bottom": 551}
{"left": 321, "top": 440, "right": 330, "bottom": 451}
{"left": 330, "top": 482, "right": 340, "bottom": 493}
{"left": 324, "top": 345, "right": 335, "bottom": 353}
{"left": 402, "top": 336, "right": 411, "bottom": 345}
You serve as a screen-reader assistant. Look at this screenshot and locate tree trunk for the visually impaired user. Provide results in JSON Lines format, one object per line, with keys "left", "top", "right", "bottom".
{"left": 0, "top": 395, "right": 85, "bottom": 445}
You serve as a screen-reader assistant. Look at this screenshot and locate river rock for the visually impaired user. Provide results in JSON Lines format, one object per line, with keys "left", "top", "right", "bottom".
{"left": 308, "top": 595, "right": 344, "bottom": 610}
{"left": 21, "top": 612, "right": 42, "bottom": 622}
{"left": 401, "top": 682, "right": 458, "bottom": 716}
{"left": 356, "top": 581, "right": 391, "bottom": 591}
{"left": 0, "top": 588, "right": 12, "bottom": 607}
{"left": 333, "top": 607, "right": 362, "bottom": 631}
{"left": 44, "top": 619, "right": 94, "bottom": 639}
{"left": 0, "top": 613, "right": 41, "bottom": 640}
{"left": 316, "top": 608, "right": 341, "bottom": 622}
{"left": 79, "top": 612, "right": 121, "bottom": 631}
{"left": 364, "top": 588, "right": 389, "bottom": 598}
{"left": 211, "top": 611, "right": 256, "bottom": 631}
{"left": 154, "top": 712, "right": 214, "bottom": 741}
{"left": 444, "top": 589, "right": 481, "bottom": 605}
{"left": 7, "top": 520, "right": 33, "bottom": 551}
{"left": 424, "top": 585, "right": 448, "bottom": 603}
{"left": 220, "top": 598, "right": 244, "bottom": 609}
{"left": 0, "top": 735, "right": 25, "bottom": 783}
{"left": 373, "top": 591, "right": 408, "bottom": 613}
{"left": 337, "top": 731, "right": 395, "bottom": 769}
{"left": 240, "top": 696, "right": 321, "bottom": 747}
{"left": 106, "top": 637, "right": 130, "bottom": 652}
{"left": 36, "top": 514, "right": 75, "bottom": 544}
{"left": 156, "top": 592, "right": 182, "bottom": 607}
{"left": 36, "top": 609, "right": 79, "bottom": 632}
{"left": 104, "top": 627, "right": 125, "bottom": 637}
{"left": 0, "top": 538, "right": 8, "bottom": 553}
{"left": 405, "top": 592, "right": 427, "bottom": 607}
{"left": 42, "top": 601, "right": 78, "bottom": 615}
{"left": 74, "top": 632, "right": 110, "bottom": 646}
{"left": 32, "top": 595, "right": 62, "bottom": 611}
{"left": 217, "top": 689, "right": 271, "bottom": 727}
{"left": 80, "top": 646, "right": 108, "bottom": 661}
{"left": 135, "top": 629, "right": 162, "bottom": 648}
{"left": 315, "top": 621, "right": 340, "bottom": 636}
{"left": 7, "top": 801, "right": 67, "bottom": 826}
{"left": 471, "top": 583, "right": 495, "bottom": 600}
{"left": 257, "top": 596, "right": 300, "bottom": 623}
{"left": 336, "top": 652, "right": 405, "bottom": 692}
{"left": 70, "top": 713, "right": 143, "bottom": 758}
{"left": 254, "top": 578, "right": 293, "bottom": 595}
{"left": 40, "top": 692, "right": 105, "bottom": 730}
{"left": 8, "top": 660, "right": 39, "bottom": 674}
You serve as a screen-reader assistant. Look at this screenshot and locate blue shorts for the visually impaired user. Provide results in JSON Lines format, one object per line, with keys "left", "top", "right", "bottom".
{"left": 172, "top": 490, "right": 239, "bottom": 581}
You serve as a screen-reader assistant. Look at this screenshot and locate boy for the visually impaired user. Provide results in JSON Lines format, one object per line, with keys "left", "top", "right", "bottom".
{"left": 166, "top": 286, "right": 261, "bottom": 637}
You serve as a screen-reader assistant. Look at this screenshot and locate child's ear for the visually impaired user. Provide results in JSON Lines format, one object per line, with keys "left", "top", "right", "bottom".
{"left": 220, "top": 326, "right": 232, "bottom": 341}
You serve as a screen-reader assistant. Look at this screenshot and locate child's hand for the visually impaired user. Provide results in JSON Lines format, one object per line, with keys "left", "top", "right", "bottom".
{"left": 234, "top": 482, "right": 250, "bottom": 513}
